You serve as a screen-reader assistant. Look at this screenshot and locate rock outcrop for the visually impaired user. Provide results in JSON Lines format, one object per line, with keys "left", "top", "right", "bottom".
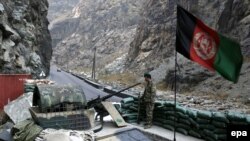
{"left": 0, "top": 0, "right": 52, "bottom": 78}
{"left": 48, "top": 0, "right": 80, "bottom": 48}
{"left": 50, "top": 0, "right": 146, "bottom": 73}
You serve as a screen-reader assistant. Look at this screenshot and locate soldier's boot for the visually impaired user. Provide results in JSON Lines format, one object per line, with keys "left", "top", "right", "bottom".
{"left": 144, "top": 121, "right": 152, "bottom": 129}
{"left": 144, "top": 124, "right": 152, "bottom": 129}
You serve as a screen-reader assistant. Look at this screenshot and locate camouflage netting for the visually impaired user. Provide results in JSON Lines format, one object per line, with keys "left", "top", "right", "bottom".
{"left": 118, "top": 97, "right": 250, "bottom": 141}
{"left": 33, "top": 85, "right": 87, "bottom": 112}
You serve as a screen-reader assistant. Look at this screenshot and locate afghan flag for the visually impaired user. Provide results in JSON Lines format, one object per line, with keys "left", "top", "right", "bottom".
{"left": 176, "top": 6, "right": 243, "bottom": 83}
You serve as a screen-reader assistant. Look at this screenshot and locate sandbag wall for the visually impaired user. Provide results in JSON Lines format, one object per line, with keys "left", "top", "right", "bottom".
{"left": 119, "top": 97, "right": 250, "bottom": 141}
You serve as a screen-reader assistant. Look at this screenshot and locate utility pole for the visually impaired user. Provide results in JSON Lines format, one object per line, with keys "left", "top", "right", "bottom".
{"left": 92, "top": 47, "right": 96, "bottom": 80}
{"left": 67, "top": 53, "right": 69, "bottom": 71}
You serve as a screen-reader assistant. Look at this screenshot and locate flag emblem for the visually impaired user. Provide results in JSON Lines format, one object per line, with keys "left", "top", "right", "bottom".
{"left": 193, "top": 32, "right": 217, "bottom": 60}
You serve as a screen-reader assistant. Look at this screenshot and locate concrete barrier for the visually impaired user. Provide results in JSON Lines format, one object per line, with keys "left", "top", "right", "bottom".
{"left": 83, "top": 78, "right": 103, "bottom": 89}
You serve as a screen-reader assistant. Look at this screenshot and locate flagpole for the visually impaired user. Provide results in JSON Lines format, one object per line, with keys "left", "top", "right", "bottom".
{"left": 173, "top": 41, "right": 177, "bottom": 141}
{"left": 174, "top": 3, "right": 178, "bottom": 141}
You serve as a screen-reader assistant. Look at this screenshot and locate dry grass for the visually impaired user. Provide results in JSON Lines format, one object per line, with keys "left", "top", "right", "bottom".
{"left": 156, "top": 81, "right": 169, "bottom": 91}
{"left": 74, "top": 67, "right": 92, "bottom": 73}
{"left": 98, "top": 72, "right": 141, "bottom": 87}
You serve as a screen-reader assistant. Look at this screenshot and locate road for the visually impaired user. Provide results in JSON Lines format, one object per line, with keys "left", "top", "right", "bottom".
{"left": 49, "top": 66, "right": 121, "bottom": 102}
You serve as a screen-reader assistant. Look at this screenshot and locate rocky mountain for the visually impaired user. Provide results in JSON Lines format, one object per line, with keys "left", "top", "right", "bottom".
{"left": 50, "top": 0, "right": 250, "bottom": 102}
{"left": 50, "top": 0, "right": 146, "bottom": 74}
{"left": 0, "top": 0, "right": 52, "bottom": 78}
{"left": 126, "top": 0, "right": 250, "bottom": 100}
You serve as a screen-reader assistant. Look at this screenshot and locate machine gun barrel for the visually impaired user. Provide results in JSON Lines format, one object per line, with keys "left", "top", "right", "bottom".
{"left": 87, "top": 82, "right": 141, "bottom": 108}
{"left": 102, "top": 82, "right": 141, "bottom": 101}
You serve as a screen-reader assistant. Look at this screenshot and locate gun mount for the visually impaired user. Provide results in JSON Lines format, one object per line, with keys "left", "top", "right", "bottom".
{"left": 86, "top": 83, "right": 141, "bottom": 132}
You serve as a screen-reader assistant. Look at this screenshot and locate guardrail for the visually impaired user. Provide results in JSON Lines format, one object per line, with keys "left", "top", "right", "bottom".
{"left": 67, "top": 71, "right": 134, "bottom": 99}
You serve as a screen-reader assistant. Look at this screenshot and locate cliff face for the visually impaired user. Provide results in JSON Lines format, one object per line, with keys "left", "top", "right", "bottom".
{"left": 0, "top": 0, "right": 52, "bottom": 78}
{"left": 50, "top": 0, "right": 146, "bottom": 74}
{"left": 126, "top": 0, "right": 250, "bottom": 98}
{"left": 47, "top": 0, "right": 80, "bottom": 48}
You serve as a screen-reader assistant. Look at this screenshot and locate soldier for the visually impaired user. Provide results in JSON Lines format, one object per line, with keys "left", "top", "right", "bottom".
{"left": 141, "top": 73, "right": 156, "bottom": 129}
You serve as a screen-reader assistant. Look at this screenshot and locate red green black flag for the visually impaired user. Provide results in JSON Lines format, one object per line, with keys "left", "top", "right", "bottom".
{"left": 176, "top": 6, "right": 243, "bottom": 83}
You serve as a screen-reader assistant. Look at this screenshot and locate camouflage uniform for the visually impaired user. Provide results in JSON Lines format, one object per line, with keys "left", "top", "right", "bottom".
{"left": 141, "top": 80, "right": 156, "bottom": 126}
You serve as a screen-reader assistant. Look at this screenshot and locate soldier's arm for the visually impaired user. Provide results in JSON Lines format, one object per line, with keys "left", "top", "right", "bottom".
{"left": 151, "top": 83, "right": 156, "bottom": 99}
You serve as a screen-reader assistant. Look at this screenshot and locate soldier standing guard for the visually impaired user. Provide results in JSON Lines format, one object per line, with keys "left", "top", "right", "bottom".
{"left": 141, "top": 73, "right": 156, "bottom": 129}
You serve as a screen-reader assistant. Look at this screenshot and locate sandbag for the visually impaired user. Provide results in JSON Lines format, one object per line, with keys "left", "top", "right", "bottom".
{"left": 203, "top": 129, "right": 218, "bottom": 141}
{"left": 163, "top": 125, "right": 174, "bottom": 131}
{"left": 231, "top": 121, "right": 248, "bottom": 125}
{"left": 163, "top": 107, "right": 175, "bottom": 111}
{"left": 196, "top": 118, "right": 211, "bottom": 124}
{"left": 197, "top": 110, "right": 212, "bottom": 119}
{"left": 121, "top": 97, "right": 134, "bottom": 104}
{"left": 128, "top": 106, "right": 138, "bottom": 111}
{"left": 176, "top": 128, "right": 188, "bottom": 135}
{"left": 188, "top": 130, "right": 201, "bottom": 138}
{"left": 121, "top": 110, "right": 136, "bottom": 114}
{"left": 227, "top": 112, "right": 246, "bottom": 122}
{"left": 133, "top": 97, "right": 139, "bottom": 101}
{"left": 214, "top": 128, "right": 227, "bottom": 134}
{"left": 177, "top": 123, "right": 191, "bottom": 130}
{"left": 213, "top": 112, "right": 229, "bottom": 123}
{"left": 188, "top": 118, "right": 199, "bottom": 129}
{"left": 166, "top": 116, "right": 176, "bottom": 121}
{"left": 163, "top": 120, "right": 175, "bottom": 126}
{"left": 176, "top": 105, "right": 187, "bottom": 114}
{"left": 186, "top": 109, "right": 198, "bottom": 119}
{"left": 203, "top": 136, "right": 216, "bottom": 141}
{"left": 164, "top": 101, "right": 176, "bottom": 107}
{"left": 211, "top": 120, "right": 226, "bottom": 128}
{"left": 246, "top": 116, "right": 250, "bottom": 124}
{"left": 165, "top": 111, "right": 176, "bottom": 117}
{"left": 217, "top": 134, "right": 227, "bottom": 141}
{"left": 154, "top": 101, "right": 165, "bottom": 107}
{"left": 199, "top": 124, "right": 216, "bottom": 130}
{"left": 176, "top": 112, "right": 188, "bottom": 119}
{"left": 155, "top": 105, "right": 165, "bottom": 109}
{"left": 121, "top": 103, "right": 133, "bottom": 108}
{"left": 179, "top": 118, "right": 191, "bottom": 125}
{"left": 24, "top": 83, "right": 36, "bottom": 93}
{"left": 122, "top": 113, "right": 137, "bottom": 117}
{"left": 126, "top": 119, "right": 137, "bottom": 123}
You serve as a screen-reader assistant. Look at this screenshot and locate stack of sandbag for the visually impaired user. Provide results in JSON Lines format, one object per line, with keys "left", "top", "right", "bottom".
{"left": 210, "top": 112, "right": 228, "bottom": 141}
{"left": 24, "top": 79, "right": 55, "bottom": 93}
{"left": 175, "top": 105, "right": 192, "bottom": 136}
{"left": 227, "top": 112, "right": 247, "bottom": 125}
{"left": 120, "top": 97, "right": 145, "bottom": 123}
{"left": 154, "top": 101, "right": 176, "bottom": 131}
{"left": 119, "top": 98, "right": 250, "bottom": 141}
{"left": 196, "top": 110, "right": 216, "bottom": 141}
{"left": 186, "top": 109, "right": 200, "bottom": 138}
{"left": 24, "top": 83, "right": 36, "bottom": 93}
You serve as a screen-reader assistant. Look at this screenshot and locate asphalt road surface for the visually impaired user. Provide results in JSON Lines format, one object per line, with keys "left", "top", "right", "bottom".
{"left": 49, "top": 66, "right": 121, "bottom": 102}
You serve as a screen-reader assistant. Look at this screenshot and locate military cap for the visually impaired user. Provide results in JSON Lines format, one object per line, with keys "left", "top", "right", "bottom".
{"left": 144, "top": 73, "right": 151, "bottom": 78}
